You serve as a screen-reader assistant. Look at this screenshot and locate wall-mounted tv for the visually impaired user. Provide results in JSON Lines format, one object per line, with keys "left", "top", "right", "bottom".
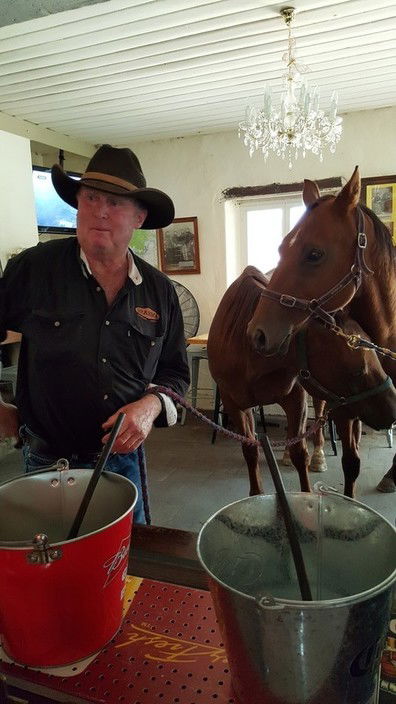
{"left": 32, "top": 165, "right": 81, "bottom": 234}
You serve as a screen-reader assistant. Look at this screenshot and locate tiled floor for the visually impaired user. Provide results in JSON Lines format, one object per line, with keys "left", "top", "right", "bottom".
{"left": 0, "top": 411, "right": 395, "bottom": 533}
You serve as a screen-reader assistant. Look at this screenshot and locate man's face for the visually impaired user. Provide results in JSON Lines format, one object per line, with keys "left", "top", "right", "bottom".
{"left": 76, "top": 186, "right": 147, "bottom": 258}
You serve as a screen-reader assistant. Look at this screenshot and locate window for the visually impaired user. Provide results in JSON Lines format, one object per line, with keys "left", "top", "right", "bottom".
{"left": 242, "top": 196, "right": 305, "bottom": 276}
{"left": 223, "top": 178, "right": 342, "bottom": 286}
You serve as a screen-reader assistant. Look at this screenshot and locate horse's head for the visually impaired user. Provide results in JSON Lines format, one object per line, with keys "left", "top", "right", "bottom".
{"left": 247, "top": 167, "right": 368, "bottom": 356}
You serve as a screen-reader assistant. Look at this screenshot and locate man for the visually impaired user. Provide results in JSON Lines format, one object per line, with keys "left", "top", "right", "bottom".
{"left": 0, "top": 144, "right": 190, "bottom": 523}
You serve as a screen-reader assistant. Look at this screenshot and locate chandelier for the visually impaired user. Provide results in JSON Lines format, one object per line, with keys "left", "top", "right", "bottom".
{"left": 238, "top": 7, "right": 343, "bottom": 167}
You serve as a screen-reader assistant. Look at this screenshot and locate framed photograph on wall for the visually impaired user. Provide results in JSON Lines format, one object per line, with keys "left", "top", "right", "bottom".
{"left": 361, "top": 175, "right": 396, "bottom": 244}
{"left": 157, "top": 217, "right": 201, "bottom": 274}
{"left": 130, "top": 228, "right": 159, "bottom": 268}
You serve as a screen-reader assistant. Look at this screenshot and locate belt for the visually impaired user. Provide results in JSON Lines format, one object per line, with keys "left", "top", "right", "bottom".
{"left": 21, "top": 428, "right": 101, "bottom": 464}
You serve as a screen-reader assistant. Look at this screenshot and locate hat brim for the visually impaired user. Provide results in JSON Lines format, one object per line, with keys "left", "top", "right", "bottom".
{"left": 51, "top": 164, "right": 175, "bottom": 229}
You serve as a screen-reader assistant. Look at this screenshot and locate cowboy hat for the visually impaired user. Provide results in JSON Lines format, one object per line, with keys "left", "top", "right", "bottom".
{"left": 51, "top": 144, "right": 174, "bottom": 229}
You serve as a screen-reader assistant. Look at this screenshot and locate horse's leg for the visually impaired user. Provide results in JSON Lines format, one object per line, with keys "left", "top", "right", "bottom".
{"left": 241, "top": 408, "right": 264, "bottom": 495}
{"left": 219, "top": 389, "right": 263, "bottom": 496}
{"left": 335, "top": 417, "right": 361, "bottom": 498}
{"left": 376, "top": 450, "right": 396, "bottom": 493}
{"left": 281, "top": 446, "right": 293, "bottom": 466}
{"left": 278, "top": 385, "right": 311, "bottom": 492}
{"left": 309, "top": 397, "right": 328, "bottom": 473}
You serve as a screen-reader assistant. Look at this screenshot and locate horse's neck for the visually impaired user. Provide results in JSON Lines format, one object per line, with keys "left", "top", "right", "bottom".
{"left": 349, "top": 273, "right": 396, "bottom": 379}
{"left": 350, "top": 275, "right": 396, "bottom": 348}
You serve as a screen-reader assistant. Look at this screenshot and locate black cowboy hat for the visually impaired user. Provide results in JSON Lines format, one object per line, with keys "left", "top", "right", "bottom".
{"left": 51, "top": 144, "right": 174, "bottom": 229}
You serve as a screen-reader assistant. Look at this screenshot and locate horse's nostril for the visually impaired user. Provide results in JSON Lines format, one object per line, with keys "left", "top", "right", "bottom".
{"left": 254, "top": 328, "right": 267, "bottom": 352}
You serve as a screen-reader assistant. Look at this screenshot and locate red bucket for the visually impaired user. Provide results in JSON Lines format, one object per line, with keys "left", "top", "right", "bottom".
{"left": 0, "top": 461, "right": 137, "bottom": 667}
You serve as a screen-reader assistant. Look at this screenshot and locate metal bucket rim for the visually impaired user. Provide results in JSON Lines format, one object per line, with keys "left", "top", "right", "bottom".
{"left": 0, "top": 469, "right": 137, "bottom": 549}
{"left": 196, "top": 491, "right": 396, "bottom": 608}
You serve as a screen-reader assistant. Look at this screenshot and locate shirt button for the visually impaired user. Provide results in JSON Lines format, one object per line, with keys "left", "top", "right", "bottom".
{"left": 96, "top": 286, "right": 101, "bottom": 292}
{"left": 103, "top": 394, "right": 108, "bottom": 400}
{"left": 151, "top": 340, "right": 155, "bottom": 346}
{"left": 54, "top": 321, "right": 60, "bottom": 327}
{"left": 102, "top": 358, "right": 107, "bottom": 363}
{"left": 105, "top": 320, "right": 110, "bottom": 326}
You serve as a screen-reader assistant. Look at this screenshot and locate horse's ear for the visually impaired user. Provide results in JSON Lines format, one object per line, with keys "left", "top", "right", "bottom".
{"left": 302, "top": 179, "right": 320, "bottom": 206}
{"left": 334, "top": 166, "right": 361, "bottom": 212}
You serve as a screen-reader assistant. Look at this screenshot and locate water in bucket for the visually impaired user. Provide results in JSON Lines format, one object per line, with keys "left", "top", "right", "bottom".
{"left": 197, "top": 491, "right": 396, "bottom": 704}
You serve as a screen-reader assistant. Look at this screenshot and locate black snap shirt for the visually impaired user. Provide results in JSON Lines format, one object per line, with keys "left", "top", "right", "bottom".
{"left": 0, "top": 238, "right": 189, "bottom": 455}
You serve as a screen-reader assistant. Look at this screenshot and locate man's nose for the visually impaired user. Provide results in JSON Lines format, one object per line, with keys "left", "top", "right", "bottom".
{"left": 96, "top": 198, "right": 109, "bottom": 217}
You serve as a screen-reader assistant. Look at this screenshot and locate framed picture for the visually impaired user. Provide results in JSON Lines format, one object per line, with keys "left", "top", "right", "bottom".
{"left": 361, "top": 175, "right": 396, "bottom": 244}
{"left": 157, "top": 217, "right": 200, "bottom": 275}
{"left": 130, "top": 228, "right": 159, "bottom": 268}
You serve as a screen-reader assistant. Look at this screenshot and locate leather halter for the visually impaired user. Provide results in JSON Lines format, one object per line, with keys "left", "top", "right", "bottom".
{"left": 295, "top": 327, "right": 392, "bottom": 412}
{"left": 260, "top": 206, "right": 373, "bottom": 325}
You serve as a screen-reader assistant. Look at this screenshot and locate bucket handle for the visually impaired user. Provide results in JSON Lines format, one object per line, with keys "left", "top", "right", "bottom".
{"left": 257, "top": 595, "right": 286, "bottom": 611}
{"left": 0, "top": 458, "right": 70, "bottom": 488}
{"left": 313, "top": 482, "right": 340, "bottom": 495}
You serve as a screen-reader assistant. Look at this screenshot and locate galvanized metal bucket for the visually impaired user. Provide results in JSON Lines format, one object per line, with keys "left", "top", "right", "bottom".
{"left": 197, "top": 490, "right": 396, "bottom": 704}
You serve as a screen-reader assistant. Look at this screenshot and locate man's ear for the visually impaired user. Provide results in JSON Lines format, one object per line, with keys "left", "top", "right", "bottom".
{"left": 135, "top": 208, "right": 148, "bottom": 229}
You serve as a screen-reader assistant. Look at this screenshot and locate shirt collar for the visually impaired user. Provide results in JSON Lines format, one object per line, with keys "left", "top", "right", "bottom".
{"left": 79, "top": 247, "right": 143, "bottom": 285}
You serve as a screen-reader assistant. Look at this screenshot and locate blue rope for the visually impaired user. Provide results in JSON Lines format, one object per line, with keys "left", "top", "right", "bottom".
{"left": 137, "top": 443, "right": 151, "bottom": 525}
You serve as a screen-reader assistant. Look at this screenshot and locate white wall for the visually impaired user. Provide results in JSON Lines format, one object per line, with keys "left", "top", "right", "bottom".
{"left": 0, "top": 130, "right": 38, "bottom": 267}
{"left": 132, "top": 106, "right": 396, "bottom": 334}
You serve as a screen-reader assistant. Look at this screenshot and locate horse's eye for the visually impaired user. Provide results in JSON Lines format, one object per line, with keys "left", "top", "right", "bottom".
{"left": 306, "top": 248, "right": 324, "bottom": 263}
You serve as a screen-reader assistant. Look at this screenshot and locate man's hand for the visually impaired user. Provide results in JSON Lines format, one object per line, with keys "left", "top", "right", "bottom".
{"left": 0, "top": 401, "right": 19, "bottom": 441}
{"left": 101, "top": 394, "right": 162, "bottom": 453}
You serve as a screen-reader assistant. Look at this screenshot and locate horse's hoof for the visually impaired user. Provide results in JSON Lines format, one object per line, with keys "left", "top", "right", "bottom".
{"left": 309, "top": 449, "right": 327, "bottom": 473}
{"left": 309, "top": 460, "right": 328, "bottom": 473}
{"left": 376, "top": 477, "right": 396, "bottom": 493}
{"left": 281, "top": 450, "right": 292, "bottom": 466}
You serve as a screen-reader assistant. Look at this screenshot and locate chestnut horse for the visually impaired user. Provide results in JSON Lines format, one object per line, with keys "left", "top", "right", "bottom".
{"left": 207, "top": 266, "right": 396, "bottom": 497}
{"left": 247, "top": 167, "right": 396, "bottom": 492}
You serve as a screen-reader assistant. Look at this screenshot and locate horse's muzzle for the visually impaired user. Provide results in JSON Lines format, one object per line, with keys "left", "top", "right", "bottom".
{"left": 251, "top": 327, "right": 291, "bottom": 358}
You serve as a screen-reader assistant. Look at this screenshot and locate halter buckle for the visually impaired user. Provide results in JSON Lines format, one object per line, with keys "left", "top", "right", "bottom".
{"left": 358, "top": 232, "right": 367, "bottom": 248}
{"left": 299, "top": 369, "right": 311, "bottom": 379}
{"left": 280, "top": 294, "right": 297, "bottom": 308}
{"left": 308, "top": 299, "right": 319, "bottom": 312}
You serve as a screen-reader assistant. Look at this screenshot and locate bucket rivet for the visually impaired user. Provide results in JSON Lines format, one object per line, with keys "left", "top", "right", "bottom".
{"left": 51, "top": 479, "right": 59, "bottom": 487}
{"left": 67, "top": 477, "right": 75, "bottom": 485}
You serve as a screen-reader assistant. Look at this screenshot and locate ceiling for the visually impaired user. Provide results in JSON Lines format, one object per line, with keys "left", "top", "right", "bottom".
{"left": 0, "top": 0, "right": 395, "bottom": 146}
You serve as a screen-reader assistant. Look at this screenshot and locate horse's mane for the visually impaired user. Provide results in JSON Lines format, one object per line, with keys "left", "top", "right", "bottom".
{"left": 360, "top": 203, "right": 396, "bottom": 267}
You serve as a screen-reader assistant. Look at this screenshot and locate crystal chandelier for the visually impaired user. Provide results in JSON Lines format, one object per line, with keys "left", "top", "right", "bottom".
{"left": 238, "top": 7, "right": 343, "bottom": 167}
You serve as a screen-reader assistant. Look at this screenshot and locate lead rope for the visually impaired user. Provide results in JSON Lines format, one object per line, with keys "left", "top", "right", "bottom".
{"left": 327, "top": 323, "right": 396, "bottom": 361}
{"left": 154, "top": 321, "right": 396, "bottom": 452}
{"left": 154, "top": 326, "right": 396, "bottom": 451}
{"left": 153, "top": 386, "right": 326, "bottom": 449}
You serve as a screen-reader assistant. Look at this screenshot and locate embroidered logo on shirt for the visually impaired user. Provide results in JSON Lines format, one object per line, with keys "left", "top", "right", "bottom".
{"left": 135, "top": 307, "right": 160, "bottom": 322}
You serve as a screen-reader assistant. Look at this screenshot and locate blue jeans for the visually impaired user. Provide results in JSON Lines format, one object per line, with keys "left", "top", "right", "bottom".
{"left": 22, "top": 441, "right": 147, "bottom": 524}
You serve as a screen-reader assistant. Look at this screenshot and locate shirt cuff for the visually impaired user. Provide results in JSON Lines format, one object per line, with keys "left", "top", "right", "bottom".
{"left": 146, "top": 385, "right": 178, "bottom": 427}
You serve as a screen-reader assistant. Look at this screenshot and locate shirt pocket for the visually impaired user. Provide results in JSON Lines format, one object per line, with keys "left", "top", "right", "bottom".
{"left": 23, "top": 309, "right": 85, "bottom": 363}
{"left": 129, "top": 318, "right": 165, "bottom": 381}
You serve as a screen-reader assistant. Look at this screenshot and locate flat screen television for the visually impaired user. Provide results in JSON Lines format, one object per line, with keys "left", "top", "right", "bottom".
{"left": 32, "top": 165, "right": 81, "bottom": 234}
